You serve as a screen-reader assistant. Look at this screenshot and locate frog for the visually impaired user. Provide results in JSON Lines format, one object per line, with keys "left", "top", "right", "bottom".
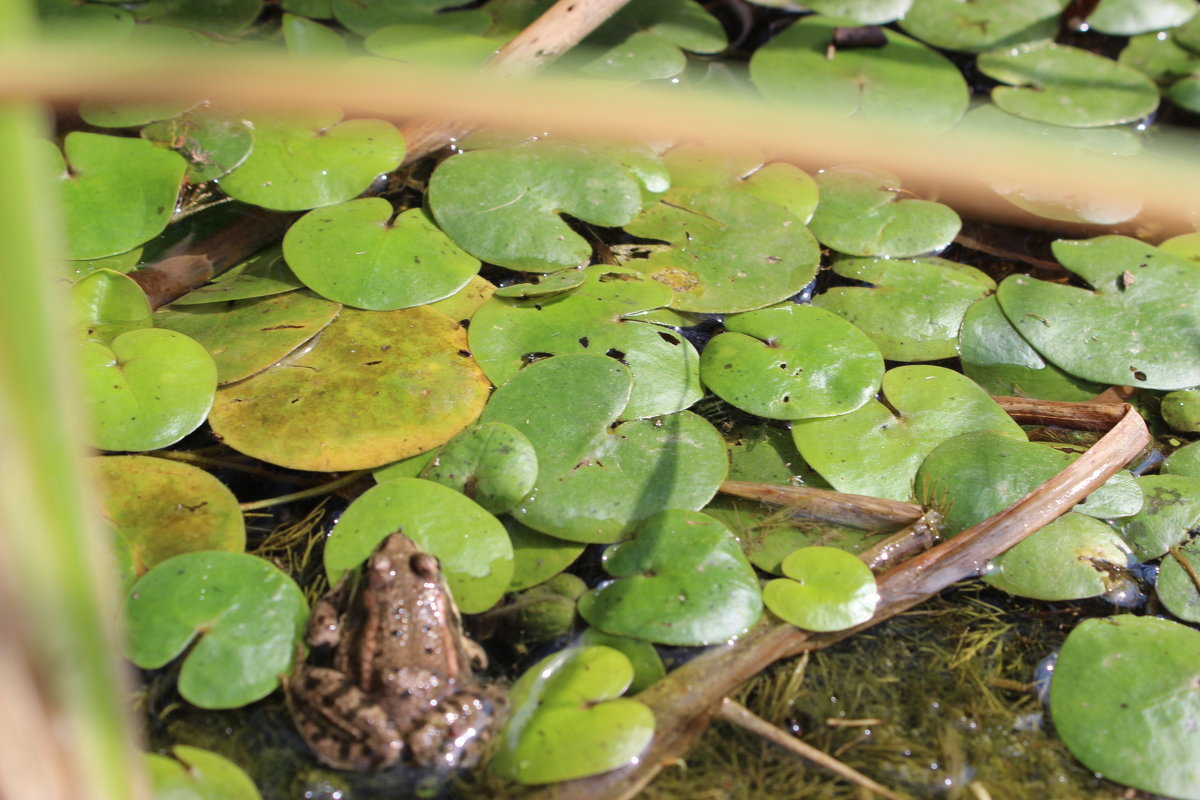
{"left": 285, "top": 530, "right": 506, "bottom": 771}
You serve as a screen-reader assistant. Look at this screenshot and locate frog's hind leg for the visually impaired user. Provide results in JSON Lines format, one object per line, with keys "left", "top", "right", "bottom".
{"left": 286, "top": 666, "right": 405, "bottom": 771}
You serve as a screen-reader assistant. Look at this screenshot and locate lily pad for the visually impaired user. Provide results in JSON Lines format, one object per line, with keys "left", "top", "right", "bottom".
{"left": 428, "top": 142, "right": 655, "bottom": 271}
{"left": 72, "top": 269, "right": 152, "bottom": 344}
{"left": 762, "top": 545, "right": 879, "bottom": 632}
{"left": 576, "top": 0, "right": 727, "bottom": 81}
{"left": 1117, "top": 474, "right": 1200, "bottom": 560}
{"left": 322, "top": 477, "right": 513, "bottom": 613}
{"left": 1157, "top": 539, "right": 1200, "bottom": 623}
{"left": 332, "top": 0, "right": 475, "bottom": 35}
{"left": 208, "top": 306, "right": 489, "bottom": 471}
{"left": 480, "top": 354, "right": 728, "bottom": 542}
{"left": 807, "top": 167, "right": 962, "bottom": 258}
{"left": 125, "top": 551, "right": 307, "bottom": 708}
{"left": 506, "top": 517, "right": 586, "bottom": 592}
{"left": 899, "top": 0, "right": 1067, "bottom": 52}
{"left": 959, "top": 295, "right": 1107, "bottom": 401}
{"left": 469, "top": 265, "right": 701, "bottom": 419}
{"left": 155, "top": 290, "right": 340, "bottom": 384}
{"left": 578, "top": 510, "right": 763, "bottom": 645}
{"left": 977, "top": 42, "right": 1160, "bottom": 127}
{"left": 1164, "top": 440, "right": 1200, "bottom": 477}
{"left": 79, "top": 101, "right": 195, "bottom": 130}
{"left": 93, "top": 455, "right": 245, "bottom": 576}
{"left": 494, "top": 269, "right": 587, "bottom": 299}
{"left": 1051, "top": 615, "right": 1200, "bottom": 800}
{"left": 283, "top": 201, "right": 480, "bottom": 310}
{"left": 1087, "top": 0, "right": 1197, "bottom": 35}
{"left": 54, "top": 132, "right": 187, "bottom": 260}
{"left": 792, "top": 365, "right": 1025, "bottom": 501}
{"left": 813, "top": 256, "right": 995, "bottom": 361}
{"left": 1162, "top": 389, "right": 1200, "bottom": 432}
{"left": 750, "top": 16, "right": 968, "bottom": 129}
{"left": 699, "top": 303, "right": 883, "bottom": 420}
{"left": 146, "top": 746, "right": 261, "bottom": 800}
{"left": 141, "top": 109, "right": 254, "bottom": 182}
{"left": 80, "top": 328, "right": 217, "bottom": 452}
{"left": 491, "top": 645, "right": 655, "bottom": 785}
{"left": 169, "top": 246, "right": 304, "bottom": 305}
{"left": 799, "top": 0, "right": 912, "bottom": 23}
{"left": 420, "top": 421, "right": 539, "bottom": 514}
{"left": 365, "top": 23, "right": 497, "bottom": 67}
{"left": 282, "top": 12, "right": 347, "bottom": 57}
{"left": 982, "top": 513, "right": 1133, "bottom": 600}
{"left": 132, "top": 0, "right": 263, "bottom": 34}
{"left": 576, "top": 628, "right": 666, "bottom": 694}
{"left": 220, "top": 110, "right": 405, "bottom": 211}
{"left": 995, "top": 236, "right": 1200, "bottom": 390}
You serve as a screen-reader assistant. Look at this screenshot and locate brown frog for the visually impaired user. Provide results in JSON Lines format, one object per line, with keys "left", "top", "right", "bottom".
{"left": 285, "top": 531, "right": 505, "bottom": 771}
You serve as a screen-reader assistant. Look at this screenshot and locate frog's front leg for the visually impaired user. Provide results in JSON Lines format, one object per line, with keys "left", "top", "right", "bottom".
{"left": 286, "top": 665, "right": 405, "bottom": 771}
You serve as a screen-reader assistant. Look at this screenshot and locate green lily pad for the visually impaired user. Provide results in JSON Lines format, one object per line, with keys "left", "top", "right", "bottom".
{"left": 283, "top": 201, "right": 480, "bottom": 310}
{"left": 1157, "top": 539, "right": 1200, "bottom": 623}
{"left": 322, "top": 477, "right": 513, "bottom": 613}
{"left": 94, "top": 455, "right": 245, "bottom": 576}
{"left": 763, "top": 546, "right": 879, "bottom": 632}
{"left": 38, "top": 0, "right": 134, "bottom": 47}
{"left": 67, "top": 248, "right": 143, "bottom": 280}
{"left": 506, "top": 517, "right": 586, "bottom": 592}
{"left": 126, "top": 551, "right": 307, "bottom": 708}
{"left": 1120, "top": 30, "right": 1200, "bottom": 81}
{"left": 480, "top": 354, "right": 727, "bottom": 542}
{"left": 1088, "top": 0, "right": 1197, "bottom": 35}
{"left": 959, "top": 295, "right": 1107, "bottom": 401}
{"left": 576, "top": 629, "right": 666, "bottom": 694}
{"left": 977, "top": 42, "right": 1160, "bottom": 127}
{"left": 428, "top": 142, "right": 655, "bottom": 271}
{"left": 1162, "top": 389, "right": 1200, "bottom": 432}
{"left": 739, "top": 162, "right": 821, "bottom": 225}
{"left": 900, "top": 0, "right": 1067, "bottom": 52}
{"left": 813, "top": 256, "right": 995, "bottom": 361}
{"left": 208, "top": 306, "right": 489, "bottom": 471}
{"left": 507, "top": 573, "right": 586, "bottom": 642}
{"left": 750, "top": 16, "right": 968, "bottom": 129}
{"left": 981, "top": 513, "right": 1133, "bottom": 600}
{"left": 419, "top": 421, "right": 538, "bottom": 514}
{"left": 79, "top": 100, "right": 195, "bottom": 130}
{"left": 995, "top": 236, "right": 1200, "bottom": 390}
{"left": 916, "top": 430, "right": 1143, "bottom": 536}
{"left": 1052, "top": 615, "right": 1200, "bottom": 800}
{"left": 72, "top": 269, "right": 152, "bottom": 345}
{"left": 792, "top": 365, "right": 1025, "bottom": 501}
{"left": 1169, "top": 75, "right": 1200, "bottom": 113}
{"left": 1117, "top": 474, "right": 1200, "bottom": 560}
{"left": 332, "top": 0, "right": 476, "bottom": 36}
{"left": 80, "top": 328, "right": 217, "bottom": 452}
{"left": 1174, "top": 10, "right": 1200, "bottom": 52}
{"left": 623, "top": 186, "right": 822, "bottom": 313}
{"left": 220, "top": 110, "right": 405, "bottom": 211}
{"left": 799, "top": 0, "right": 912, "bottom": 23}
{"left": 54, "top": 132, "right": 187, "bottom": 260}
{"left": 141, "top": 109, "right": 253, "bottom": 182}
{"left": 282, "top": 12, "right": 347, "bottom": 57}
{"left": 491, "top": 645, "right": 655, "bottom": 785}
{"left": 578, "top": 510, "right": 763, "bottom": 645}
{"left": 576, "top": 0, "right": 727, "bottom": 81}
{"left": 1164, "top": 440, "right": 1200, "bottom": 477}
{"left": 699, "top": 303, "right": 883, "bottom": 420}
{"left": 469, "top": 265, "right": 701, "bottom": 419}
{"left": 146, "top": 746, "right": 261, "bottom": 800}
{"left": 154, "top": 290, "right": 340, "bottom": 385}
{"left": 133, "top": 0, "right": 264, "bottom": 34}
{"left": 807, "top": 167, "right": 962, "bottom": 258}
{"left": 365, "top": 23, "right": 497, "bottom": 67}
{"left": 494, "top": 269, "right": 587, "bottom": 299}
{"left": 168, "top": 245, "right": 304, "bottom": 305}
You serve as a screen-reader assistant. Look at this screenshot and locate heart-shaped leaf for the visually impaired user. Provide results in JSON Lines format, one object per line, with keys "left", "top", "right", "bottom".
{"left": 1157, "top": 538, "right": 1200, "bottom": 623}
{"left": 578, "top": 510, "right": 763, "bottom": 645}
{"left": 420, "top": 421, "right": 538, "bottom": 514}
{"left": 1117, "top": 474, "right": 1200, "bottom": 560}
{"left": 1165, "top": 441, "right": 1200, "bottom": 478}
{"left": 141, "top": 109, "right": 253, "bottom": 182}
{"left": 577, "top": 628, "right": 666, "bottom": 694}
{"left": 899, "top": 0, "right": 1066, "bottom": 52}
{"left": 981, "top": 513, "right": 1133, "bottom": 600}
{"left": 146, "top": 746, "right": 261, "bottom": 800}
{"left": 763, "top": 546, "right": 879, "bottom": 632}
{"left": 168, "top": 245, "right": 304, "bottom": 305}
{"left": 507, "top": 517, "right": 586, "bottom": 592}
{"left": 1087, "top": 0, "right": 1196, "bottom": 35}
{"left": 72, "top": 268, "right": 152, "bottom": 344}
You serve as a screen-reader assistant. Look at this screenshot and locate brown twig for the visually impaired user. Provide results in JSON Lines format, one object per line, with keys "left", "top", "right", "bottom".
{"left": 718, "top": 481, "right": 926, "bottom": 530}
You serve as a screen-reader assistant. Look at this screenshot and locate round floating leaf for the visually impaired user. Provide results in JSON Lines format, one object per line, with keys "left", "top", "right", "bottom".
{"left": 577, "top": 629, "right": 666, "bottom": 694}
{"left": 577, "top": 0, "right": 727, "bottom": 80}
{"left": 220, "top": 110, "right": 405, "bottom": 211}
{"left": 1120, "top": 30, "right": 1200, "bottom": 81}
{"left": 508, "top": 573, "right": 586, "bottom": 642}
{"left": 996, "top": 236, "right": 1200, "bottom": 390}
{"left": 916, "top": 430, "right": 1143, "bottom": 536}
{"left": 1162, "top": 389, "right": 1200, "bottom": 432}
{"left": 1088, "top": 0, "right": 1197, "bottom": 35}
{"left": 420, "top": 421, "right": 538, "bottom": 514}
{"left": 469, "top": 265, "right": 700, "bottom": 419}
{"left": 208, "top": 306, "right": 489, "bottom": 471}
{"left": 38, "top": 0, "right": 134, "bottom": 47}
{"left": 959, "top": 295, "right": 1106, "bottom": 401}
{"left": 763, "top": 546, "right": 878, "bottom": 632}
{"left": 1164, "top": 441, "right": 1200, "bottom": 478}
{"left": 1052, "top": 616, "right": 1200, "bottom": 799}
{"left": 581, "top": 30, "right": 689, "bottom": 80}
{"left": 428, "top": 142, "right": 651, "bottom": 271}
{"left": 1157, "top": 539, "right": 1200, "bottom": 623}
{"left": 982, "top": 513, "right": 1133, "bottom": 600}
{"left": 813, "top": 256, "right": 995, "bottom": 361}
{"left": 578, "top": 510, "right": 763, "bottom": 645}
{"left": 365, "top": 23, "right": 496, "bottom": 67}
{"left": 900, "top": 0, "right": 1066, "bottom": 52}
{"left": 94, "top": 455, "right": 244, "bottom": 576}
{"left": 493, "top": 269, "right": 587, "bottom": 299}
{"left": 79, "top": 100, "right": 195, "bottom": 129}
{"left": 169, "top": 245, "right": 303, "bottom": 305}
{"left": 54, "top": 132, "right": 187, "bottom": 260}
{"left": 322, "top": 477, "right": 513, "bottom": 613}
{"left": 283, "top": 201, "right": 480, "bottom": 310}
{"left": 155, "top": 290, "right": 340, "bottom": 384}
{"left": 1117, "top": 474, "right": 1200, "bottom": 560}
{"left": 740, "top": 162, "right": 820, "bottom": 224}
{"left": 146, "top": 746, "right": 262, "bottom": 800}
{"left": 750, "top": 16, "right": 968, "bottom": 129}
{"left": 141, "top": 109, "right": 253, "bottom": 182}
{"left": 133, "top": 0, "right": 264, "bottom": 34}
{"left": 799, "top": 0, "right": 912, "bottom": 23}
{"left": 126, "top": 551, "right": 307, "bottom": 709}
{"left": 81, "top": 328, "right": 217, "bottom": 452}
{"left": 507, "top": 516, "right": 586, "bottom": 592}
{"left": 72, "top": 268, "right": 152, "bottom": 344}
{"left": 808, "top": 167, "right": 961, "bottom": 258}
{"left": 978, "top": 42, "right": 1159, "bottom": 127}
{"left": 282, "top": 12, "right": 347, "bottom": 57}
{"left": 332, "top": 0, "right": 476, "bottom": 35}
{"left": 699, "top": 303, "right": 883, "bottom": 420}
{"left": 792, "top": 365, "right": 1024, "bottom": 501}
{"left": 491, "top": 646, "right": 655, "bottom": 785}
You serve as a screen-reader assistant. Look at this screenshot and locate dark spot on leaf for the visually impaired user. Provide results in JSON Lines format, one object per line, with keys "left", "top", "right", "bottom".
{"left": 460, "top": 319, "right": 470, "bottom": 329}
{"left": 533, "top": 304, "right": 543, "bottom": 311}
{"left": 1132, "top": 369, "right": 1147, "bottom": 381}
{"left": 606, "top": 348, "right": 628, "bottom": 364}
{"left": 262, "top": 324, "right": 305, "bottom": 331}
{"left": 458, "top": 349, "right": 472, "bottom": 358}
{"left": 658, "top": 331, "right": 680, "bottom": 345}
{"left": 782, "top": 395, "right": 790, "bottom": 402}
{"left": 579, "top": 336, "right": 590, "bottom": 347}
{"left": 522, "top": 351, "right": 554, "bottom": 364}
{"left": 364, "top": 360, "right": 382, "bottom": 366}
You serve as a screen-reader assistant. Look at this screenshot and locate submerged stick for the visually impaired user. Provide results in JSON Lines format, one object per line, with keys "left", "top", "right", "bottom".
{"left": 528, "top": 404, "right": 1149, "bottom": 800}
{"left": 719, "top": 481, "right": 925, "bottom": 530}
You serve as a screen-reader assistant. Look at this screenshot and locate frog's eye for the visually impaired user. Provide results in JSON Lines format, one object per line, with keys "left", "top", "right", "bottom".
{"left": 410, "top": 552, "right": 440, "bottom": 580}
